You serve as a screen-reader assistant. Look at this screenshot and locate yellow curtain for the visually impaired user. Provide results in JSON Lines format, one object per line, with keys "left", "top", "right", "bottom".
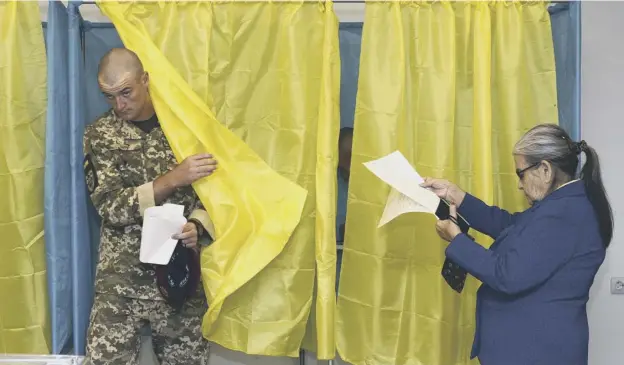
{"left": 98, "top": 1, "right": 340, "bottom": 357}
{"left": 338, "top": 2, "right": 558, "bottom": 365}
{"left": 0, "top": 1, "right": 50, "bottom": 354}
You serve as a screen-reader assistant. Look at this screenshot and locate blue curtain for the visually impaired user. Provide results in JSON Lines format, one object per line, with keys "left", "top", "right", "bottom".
{"left": 44, "top": 0, "right": 106, "bottom": 354}
{"left": 335, "top": 22, "right": 362, "bottom": 289}
{"left": 83, "top": 24, "right": 123, "bottom": 123}
{"left": 44, "top": 0, "right": 72, "bottom": 354}
{"left": 338, "top": 23, "right": 362, "bottom": 129}
{"left": 67, "top": 1, "right": 98, "bottom": 355}
{"left": 550, "top": 2, "right": 581, "bottom": 140}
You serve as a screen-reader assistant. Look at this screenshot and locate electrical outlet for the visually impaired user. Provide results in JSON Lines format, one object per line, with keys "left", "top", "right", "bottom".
{"left": 611, "top": 277, "right": 624, "bottom": 294}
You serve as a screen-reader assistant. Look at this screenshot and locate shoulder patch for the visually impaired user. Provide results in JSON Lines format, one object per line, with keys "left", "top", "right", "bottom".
{"left": 84, "top": 154, "right": 98, "bottom": 194}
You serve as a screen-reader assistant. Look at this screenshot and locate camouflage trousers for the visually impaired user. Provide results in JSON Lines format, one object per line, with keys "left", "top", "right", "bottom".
{"left": 84, "top": 293, "right": 210, "bottom": 365}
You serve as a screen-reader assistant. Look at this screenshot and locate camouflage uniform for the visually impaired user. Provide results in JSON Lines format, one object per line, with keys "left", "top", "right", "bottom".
{"left": 82, "top": 110, "right": 213, "bottom": 365}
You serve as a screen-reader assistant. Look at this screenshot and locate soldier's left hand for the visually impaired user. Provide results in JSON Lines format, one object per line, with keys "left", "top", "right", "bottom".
{"left": 173, "top": 222, "right": 198, "bottom": 249}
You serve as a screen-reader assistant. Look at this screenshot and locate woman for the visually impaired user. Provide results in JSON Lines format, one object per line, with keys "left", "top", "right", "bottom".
{"left": 421, "top": 124, "right": 613, "bottom": 365}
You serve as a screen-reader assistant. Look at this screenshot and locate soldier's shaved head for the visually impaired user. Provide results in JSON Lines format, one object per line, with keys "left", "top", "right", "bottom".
{"left": 98, "top": 48, "right": 144, "bottom": 87}
{"left": 97, "top": 48, "right": 154, "bottom": 121}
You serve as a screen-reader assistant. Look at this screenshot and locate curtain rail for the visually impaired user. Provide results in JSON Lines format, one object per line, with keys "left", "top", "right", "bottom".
{"left": 75, "top": 0, "right": 571, "bottom": 17}
{"left": 77, "top": 0, "right": 571, "bottom": 6}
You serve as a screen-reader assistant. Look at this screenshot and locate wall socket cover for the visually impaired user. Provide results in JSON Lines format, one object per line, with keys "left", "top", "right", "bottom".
{"left": 610, "top": 277, "right": 624, "bottom": 294}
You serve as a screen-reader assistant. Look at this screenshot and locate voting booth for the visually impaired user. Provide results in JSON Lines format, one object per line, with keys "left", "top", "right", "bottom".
{"left": 1, "top": 1, "right": 580, "bottom": 365}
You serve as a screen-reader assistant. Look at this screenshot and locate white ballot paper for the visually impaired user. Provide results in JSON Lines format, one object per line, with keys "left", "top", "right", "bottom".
{"left": 140, "top": 204, "right": 187, "bottom": 265}
{"left": 364, "top": 151, "right": 441, "bottom": 227}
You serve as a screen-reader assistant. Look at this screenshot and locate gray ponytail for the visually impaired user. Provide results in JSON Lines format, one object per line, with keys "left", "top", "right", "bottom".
{"left": 514, "top": 124, "right": 613, "bottom": 247}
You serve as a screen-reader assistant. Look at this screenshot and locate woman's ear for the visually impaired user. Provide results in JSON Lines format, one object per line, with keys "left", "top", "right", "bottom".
{"left": 541, "top": 160, "right": 554, "bottom": 183}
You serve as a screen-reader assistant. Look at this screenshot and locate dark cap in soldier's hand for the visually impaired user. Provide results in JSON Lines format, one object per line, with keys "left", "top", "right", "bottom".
{"left": 155, "top": 243, "right": 201, "bottom": 311}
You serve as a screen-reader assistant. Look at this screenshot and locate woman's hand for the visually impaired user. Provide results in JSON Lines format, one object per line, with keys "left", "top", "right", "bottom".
{"left": 435, "top": 204, "right": 462, "bottom": 242}
{"left": 420, "top": 177, "right": 467, "bottom": 207}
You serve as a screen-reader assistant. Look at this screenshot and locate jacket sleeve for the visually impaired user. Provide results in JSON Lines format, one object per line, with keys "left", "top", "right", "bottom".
{"left": 458, "top": 193, "right": 522, "bottom": 239}
{"left": 83, "top": 131, "right": 155, "bottom": 227}
{"left": 188, "top": 198, "right": 216, "bottom": 242}
{"left": 445, "top": 213, "right": 577, "bottom": 295}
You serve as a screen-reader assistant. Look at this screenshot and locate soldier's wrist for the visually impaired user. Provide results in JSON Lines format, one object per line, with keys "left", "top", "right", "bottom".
{"left": 159, "top": 171, "right": 179, "bottom": 189}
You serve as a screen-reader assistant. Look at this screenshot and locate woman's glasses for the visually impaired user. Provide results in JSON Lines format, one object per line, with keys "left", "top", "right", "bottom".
{"left": 516, "top": 162, "right": 540, "bottom": 179}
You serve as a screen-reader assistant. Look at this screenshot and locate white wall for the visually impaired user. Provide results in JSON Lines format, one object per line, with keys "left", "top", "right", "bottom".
{"left": 583, "top": 2, "right": 624, "bottom": 365}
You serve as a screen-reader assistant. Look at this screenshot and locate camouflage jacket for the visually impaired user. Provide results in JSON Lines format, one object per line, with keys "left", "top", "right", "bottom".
{"left": 83, "top": 110, "right": 213, "bottom": 301}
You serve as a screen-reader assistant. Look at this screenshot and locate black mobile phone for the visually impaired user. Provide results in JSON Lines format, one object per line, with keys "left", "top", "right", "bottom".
{"left": 435, "top": 199, "right": 471, "bottom": 294}
{"left": 435, "top": 200, "right": 470, "bottom": 233}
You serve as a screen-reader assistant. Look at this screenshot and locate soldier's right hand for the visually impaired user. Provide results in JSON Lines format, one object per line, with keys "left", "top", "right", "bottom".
{"left": 169, "top": 153, "right": 218, "bottom": 187}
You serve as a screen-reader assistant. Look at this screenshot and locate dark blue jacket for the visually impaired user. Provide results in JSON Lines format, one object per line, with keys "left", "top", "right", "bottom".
{"left": 447, "top": 181, "right": 605, "bottom": 365}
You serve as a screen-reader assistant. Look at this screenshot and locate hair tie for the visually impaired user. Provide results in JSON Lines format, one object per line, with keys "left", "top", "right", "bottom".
{"left": 576, "top": 140, "right": 588, "bottom": 155}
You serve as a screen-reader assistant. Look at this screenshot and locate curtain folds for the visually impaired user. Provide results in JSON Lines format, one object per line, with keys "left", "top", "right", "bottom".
{"left": 0, "top": 0, "right": 50, "bottom": 354}
{"left": 97, "top": 0, "right": 340, "bottom": 357}
{"left": 337, "top": 2, "right": 558, "bottom": 364}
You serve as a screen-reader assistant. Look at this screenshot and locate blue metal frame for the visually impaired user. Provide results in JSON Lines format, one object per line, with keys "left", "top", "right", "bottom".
{"left": 548, "top": 1, "right": 581, "bottom": 140}
{"left": 549, "top": 2, "right": 570, "bottom": 15}
{"left": 66, "top": 0, "right": 96, "bottom": 355}
{"left": 67, "top": 0, "right": 83, "bottom": 355}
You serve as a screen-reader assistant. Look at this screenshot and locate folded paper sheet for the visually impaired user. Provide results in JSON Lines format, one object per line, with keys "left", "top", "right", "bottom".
{"left": 140, "top": 204, "right": 187, "bottom": 265}
{"left": 378, "top": 188, "right": 430, "bottom": 227}
{"left": 364, "top": 151, "right": 440, "bottom": 226}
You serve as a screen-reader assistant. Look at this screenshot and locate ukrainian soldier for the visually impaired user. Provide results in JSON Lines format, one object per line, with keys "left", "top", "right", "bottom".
{"left": 83, "top": 48, "right": 214, "bottom": 365}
